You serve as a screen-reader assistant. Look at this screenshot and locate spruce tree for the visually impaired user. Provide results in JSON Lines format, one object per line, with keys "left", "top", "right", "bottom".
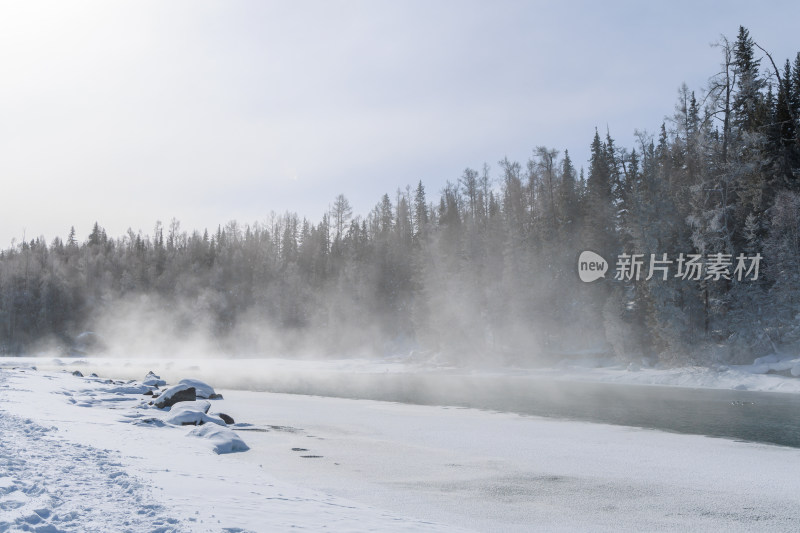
{"left": 558, "top": 150, "right": 578, "bottom": 230}
{"left": 732, "top": 26, "right": 765, "bottom": 134}
{"left": 585, "top": 130, "right": 615, "bottom": 257}
{"left": 413, "top": 181, "right": 428, "bottom": 241}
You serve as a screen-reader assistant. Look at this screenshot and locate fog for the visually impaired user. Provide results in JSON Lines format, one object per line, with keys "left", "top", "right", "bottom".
{"left": 3, "top": 25, "right": 800, "bottom": 380}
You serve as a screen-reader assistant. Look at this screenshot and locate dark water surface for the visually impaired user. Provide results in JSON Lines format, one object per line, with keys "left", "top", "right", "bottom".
{"left": 260, "top": 373, "right": 800, "bottom": 448}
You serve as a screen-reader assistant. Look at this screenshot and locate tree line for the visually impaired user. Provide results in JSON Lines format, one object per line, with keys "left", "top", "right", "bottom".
{"left": 2, "top": 27, "right": 799, "bottom": 365}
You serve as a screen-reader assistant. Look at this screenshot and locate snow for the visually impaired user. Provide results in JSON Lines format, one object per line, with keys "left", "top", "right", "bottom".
{"left": 144, "top": 371, "right": 167, "bottom": 387}
{"left": 153, "top": 382, "right": 196, "bottom": 408}
{"left": 178, "top": 378, "right": 217, "bottom": 399}
{"left": 187, "top": 424, "right": 249, "bottom": 454}
{"left": 530, "top": 360, "right": 800, "bottom": 393}
{"left": 10, "top": 353, "right": 800, "bottom": 396}
{"left": 750, "top": 352, "right": 800, "bottom": 377}
{"left": 162, "top": 400, "right": 227, "bottom": 428}
{"left": 0, "top": 365, "right": 461, "bottom": 532}
{"left": 0, "top": 401, "right": 182, "bottom": 531}
{"left": 2, "top": 359, "right": 800, "bottom": 531}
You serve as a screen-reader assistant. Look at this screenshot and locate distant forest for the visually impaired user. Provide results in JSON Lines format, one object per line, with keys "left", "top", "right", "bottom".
{"left": 2, "top": 27, "right": 800, "bottom": 365}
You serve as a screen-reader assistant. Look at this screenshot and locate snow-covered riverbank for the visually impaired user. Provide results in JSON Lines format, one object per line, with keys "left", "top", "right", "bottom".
{"left": 516, "top": 358, "right": 800, "bottom": 393}
{"left": 2, "top": 364, "right": 800, "bottom": 531}
{"left": 6, "top": 353, "right": 800, "bottom": 395}
{"left": 0, "top": 366, "right": 458, "bottom": 532}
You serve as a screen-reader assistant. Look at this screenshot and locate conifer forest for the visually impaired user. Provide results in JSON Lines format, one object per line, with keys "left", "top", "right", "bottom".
{"left": 2, "top": 27, "right": 800, "bottom": 366}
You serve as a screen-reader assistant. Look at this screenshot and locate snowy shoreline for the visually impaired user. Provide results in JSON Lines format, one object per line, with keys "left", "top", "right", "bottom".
{"left": 2, "top": 364, "right": 800, "bottom": 531}
{"left": 3, "top": 354, "right": 800, "bottom": 395}
{"left": 0, "top": 366, "right": 459, "bottom": 532}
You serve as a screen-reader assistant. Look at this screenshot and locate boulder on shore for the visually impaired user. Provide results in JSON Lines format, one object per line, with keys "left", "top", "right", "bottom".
{"left": 164, "top": 401, "right": 227, "bottom": 427}
{"left": 178, "top": 378, "right": 218, "bottom": 399}
{"left": 153, "top": 384, "right": 196, "bottom": 408}
{"left": 216, "top": 413, "right": 235, "bottom": 425}
{"left": 143, "top": 371, "right": 167, "bottom": 387}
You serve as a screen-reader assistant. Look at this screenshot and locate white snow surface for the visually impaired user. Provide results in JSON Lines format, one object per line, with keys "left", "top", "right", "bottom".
{"left": 13, "top": 353, "right": 800, "bottom": 395}
{"left": 162, "top": 400, "right": 227, "bottom": 428}
{"left": 0, "top": 367, "right": 459, "bottom": 532}
{"left": 187, "top": 424, "right": 249, "bottom": 454}
{"left": 177, "top": 378, "right": 216, "bottom": 399}
{"left": 1, "top": 359, "right": 800, "bottom": 531}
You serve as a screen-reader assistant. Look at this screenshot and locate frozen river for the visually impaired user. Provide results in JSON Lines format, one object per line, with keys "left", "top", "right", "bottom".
{"left": 11, "top": 355, "right": 800, "bottom": 447}
{"left": 269, "top": 373, "right": 800, "bottom": 448}
{"left": 3, "top": 359, "right": 800, "bottom": 531}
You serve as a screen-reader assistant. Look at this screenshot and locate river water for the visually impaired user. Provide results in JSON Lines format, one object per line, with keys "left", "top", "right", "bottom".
{"left": 264, "top": 372, "right": 800, "bottom": 448}
{"left": 5, "top": 357, "right": 799, "bottom": 448}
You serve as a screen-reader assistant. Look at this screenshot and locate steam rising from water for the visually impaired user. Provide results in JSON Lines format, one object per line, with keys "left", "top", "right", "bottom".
{"left": 89, "top": 293, "right": 390, "bottom": 360}
{"left": 19, "top": 355, "right": 582, "bottom": 413}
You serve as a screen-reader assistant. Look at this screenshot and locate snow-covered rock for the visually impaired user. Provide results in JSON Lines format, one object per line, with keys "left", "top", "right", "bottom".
{"left": 107, "top": 383, "right": 152, "bottom": 395}
{"left": 153, "top": 383, "right": 196, "bottom": 408}
{"left": 187, "top": 424, "right": 249, "bottom": 454}
{"left": 171, "top": 399, "right": 210, "bottom": 414}
{"left": 164, "top": 400, "right": 226, "bottom": 427}
{"left": 143, "top": 371, "right": 166, "bottom": 388}
{"left": 746, "top": 353, "right": 800, "bottom": 376}
{"left": 178, "top": 378, "right": 217, "bottom": 399}
{"left": 753, "top": 353, "right": 781, "bottom": 366}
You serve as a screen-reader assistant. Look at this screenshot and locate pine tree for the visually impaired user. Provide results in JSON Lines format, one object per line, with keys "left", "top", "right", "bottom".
{"left": 413, "top": 181, "right": 428, "bottom": 242}
{"left": 379, "top": 194, "right": 393, "bottom": 235}
{"left": 460, "top": 168, "right": 479, "bottom": 224}
{"left": 584, "top": 130, "right": 616, "bottom": 257}
{"left": 732, "top": 26, "right": 765, "bottom": 134}
{"left": 793, "top": 53, "right": 800, "bottom": 130}
{"left": 772, "top": 60, "right": 799, "bottom": 186}
{"left": 534, "top": 146, "right": 559, "bottom": 236}
{"left": 558, "top": 150, "right": 578, "bottom": 230}
{"left": 88, "top": 222, "right": 104, "bottom": 247}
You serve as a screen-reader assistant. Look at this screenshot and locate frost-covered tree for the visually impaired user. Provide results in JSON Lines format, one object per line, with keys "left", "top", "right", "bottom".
{"left": 2, "top": 26, "right": 799, "bottom": 367}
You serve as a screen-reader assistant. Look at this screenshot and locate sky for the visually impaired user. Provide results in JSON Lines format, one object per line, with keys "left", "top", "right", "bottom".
{"left": 1, "top": 0, "right": 799, "bottom": 247}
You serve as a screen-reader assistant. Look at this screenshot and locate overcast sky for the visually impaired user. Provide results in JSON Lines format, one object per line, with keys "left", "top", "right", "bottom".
{"left": 1, "top": 0, "right": 798, "bottom": 247}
